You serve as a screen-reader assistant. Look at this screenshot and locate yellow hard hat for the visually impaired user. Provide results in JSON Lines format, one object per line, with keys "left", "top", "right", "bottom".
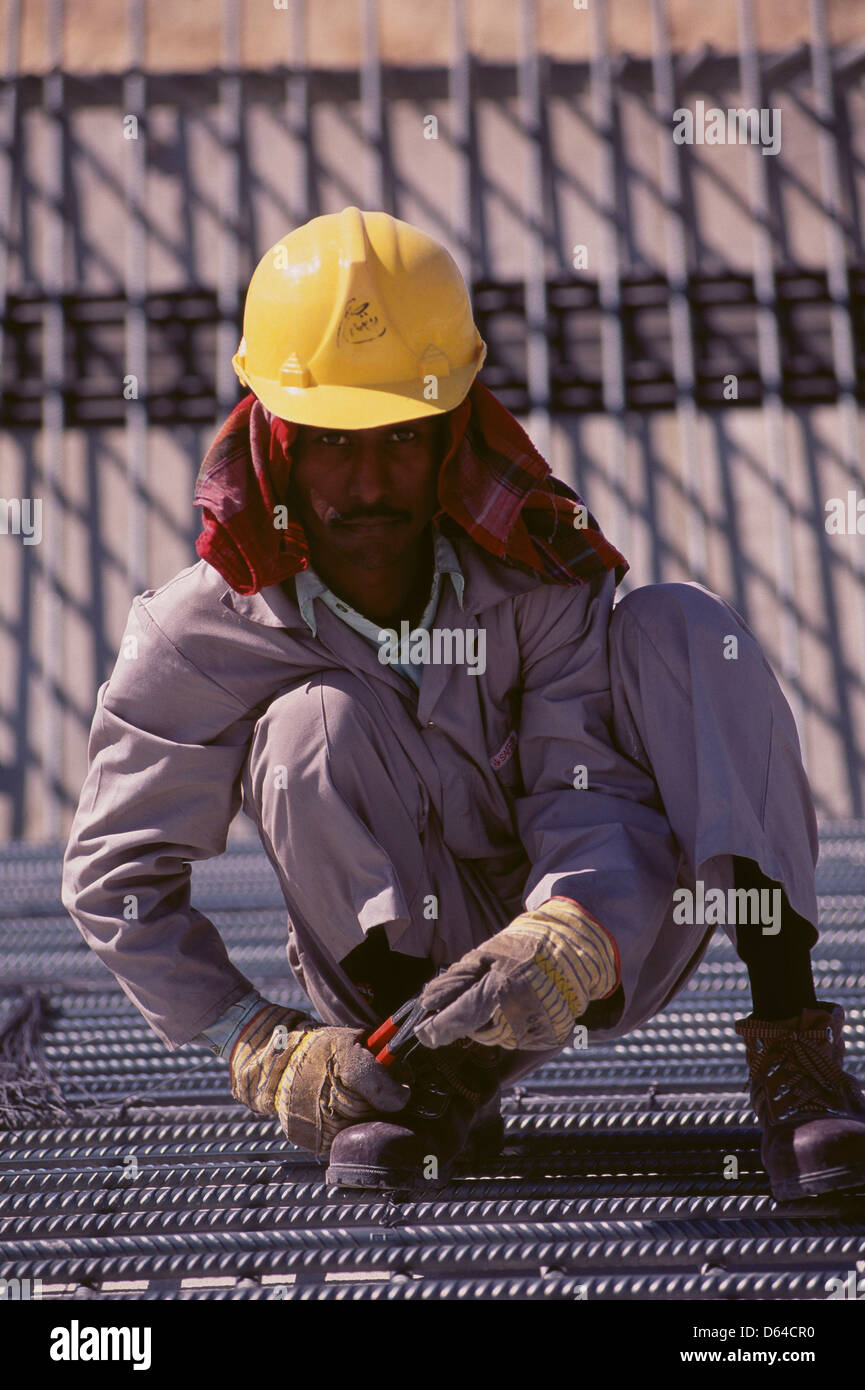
{"left": 232, "top": 206, "right": 487, "bottom": 429}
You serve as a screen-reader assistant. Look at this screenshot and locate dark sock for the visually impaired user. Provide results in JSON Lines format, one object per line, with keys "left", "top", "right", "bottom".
{"left": 341, "top": 925, "right": 434, "bottom": 1020}
{"left": 732, "top": 856, "right": 818, "bottom": 1020}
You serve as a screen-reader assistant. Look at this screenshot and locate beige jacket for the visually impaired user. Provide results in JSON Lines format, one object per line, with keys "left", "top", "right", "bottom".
{"left": 61, "top": 538, "right": 684, "bottom": 1050}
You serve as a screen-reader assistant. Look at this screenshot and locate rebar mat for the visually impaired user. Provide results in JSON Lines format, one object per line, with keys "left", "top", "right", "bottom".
{"left": 1, "top": 827, "right": 864, "bottom": 1302}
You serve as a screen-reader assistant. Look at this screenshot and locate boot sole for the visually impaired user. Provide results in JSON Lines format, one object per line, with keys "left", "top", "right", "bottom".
{"left": 325, "top": 1159, "right": 451, "bottom": 1193}
{"left": 771, "top": 1163, "right": 865, "bottom": 1201}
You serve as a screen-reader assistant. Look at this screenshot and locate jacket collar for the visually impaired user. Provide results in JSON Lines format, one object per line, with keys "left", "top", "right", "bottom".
{"left": 218, "top": 533, "right": 547, "bottom": 631}
{"left": 220, "top": 579, "right": 307, "bottom": 630}
{"left": 217, "top": 537, "right": 557, "bottom": 724}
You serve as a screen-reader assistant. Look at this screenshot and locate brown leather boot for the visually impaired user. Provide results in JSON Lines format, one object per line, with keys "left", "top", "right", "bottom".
{"left": 325, "top": 1038, "right": 506, "bottom": 1191}
{"left": 735, "top": 1001, "right": 865, "bottom": 1200}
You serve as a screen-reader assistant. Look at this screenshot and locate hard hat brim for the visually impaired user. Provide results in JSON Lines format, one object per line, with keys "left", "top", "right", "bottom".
{"left": 242, "top": 363, "right": 481, "bottom": 431}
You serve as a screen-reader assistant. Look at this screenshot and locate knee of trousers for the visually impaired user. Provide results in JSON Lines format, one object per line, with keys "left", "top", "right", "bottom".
{"left": 243, "top": 671, "right": 424, "bottom": 825}
{"left": 609, "top": 581, "right": 763, "bottom": 692}
{"left": 610, "top": 581, "right": 744, "bottom": 650}
{"left": 251, "top": 669, "right": 383, "bottom": 747}
{"left": 609, "top": 583, "right": 819, "bottom": 922}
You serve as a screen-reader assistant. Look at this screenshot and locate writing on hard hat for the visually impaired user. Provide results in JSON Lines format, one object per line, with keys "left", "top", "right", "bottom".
{"left": 232, "top": 206, "right": 487, "bottom": 429}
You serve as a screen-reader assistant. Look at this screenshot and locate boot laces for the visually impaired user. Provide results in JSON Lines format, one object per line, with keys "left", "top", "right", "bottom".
{"left": 750, "top": 1027, "right": 852, "bottom": 1122}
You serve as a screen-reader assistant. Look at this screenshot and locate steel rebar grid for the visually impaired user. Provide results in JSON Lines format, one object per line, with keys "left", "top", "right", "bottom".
{"left": 38, "top": 0, "right": 65, "bottom": 840}
{"left": 0, "top": 0, "right": 21, "bottom": 387}
{"left": 807, "top": 0, "right": 865, "bottom": 817}
{"left": 216, "top": 0, "right": 242, "bottom": 423}
{"left": 517, "top": 0, "right": 552, "bottom": 463}
{"left": 142, "top": 1268, "right": 853, "bottom": 1301}
{"left": 285, "top": 0, "right": 315, "bottom": 221}
{"left": 5, "top": 1182, "right": 865, "bottom": 1243}
{"left": 4, "top": 1225, "right": 865, "bottom": 1286}
{"left": 8, "top": 1180, "right": 860, "bottom": 1227}
{"left": 449, "top": 0, "right": 473, "bottom": 285}
{"left": 736, "top": 0, "right": 804, "bottom": 743}
{"left": 650, "top": 0, "right": 707, "bottom": 587}
{"left": 362, "top": 0, "right": 384, "bottom": 210}
{"left": 588, "top": 0, "right": 630, "bottom": 578}
{"left": 124, "top": 0, "right": 148, "bottom": 598}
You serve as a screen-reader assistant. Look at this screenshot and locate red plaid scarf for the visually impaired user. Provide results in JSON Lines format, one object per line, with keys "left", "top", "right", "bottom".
{"left": 193, "top": 381, "right": 627, "bottom": 595}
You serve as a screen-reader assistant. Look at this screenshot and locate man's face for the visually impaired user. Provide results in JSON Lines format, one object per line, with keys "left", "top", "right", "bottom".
{"left": 288, "top": 414, "right": 445, "bottom": 569}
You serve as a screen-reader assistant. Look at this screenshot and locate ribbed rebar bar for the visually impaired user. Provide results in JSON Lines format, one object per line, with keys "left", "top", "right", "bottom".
{"left": 4, "top": 1227, "right": 864, "bottom": 1286}
{"left": 140, "top": 1268, "right": 846, "bottom": 1301}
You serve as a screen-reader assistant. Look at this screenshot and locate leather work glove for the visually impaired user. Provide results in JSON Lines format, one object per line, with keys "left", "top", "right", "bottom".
{"left": 413, "top": 897, "right": 621, "bottom": 1051}
{"left": 229, "top": 1003, "right": 411, "bottom": 1159}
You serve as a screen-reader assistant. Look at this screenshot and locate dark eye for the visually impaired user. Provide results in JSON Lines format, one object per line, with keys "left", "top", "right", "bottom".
{"left": 390, "top": 428, "right": 417, "bottom": 442}
{"left": 318, "top": 432, "right": 350, "bottom": 446}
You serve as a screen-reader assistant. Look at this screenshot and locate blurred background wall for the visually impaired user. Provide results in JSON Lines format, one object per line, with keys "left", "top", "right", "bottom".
{"left": 1, "top": 0, "right": 864, "bottom": 839}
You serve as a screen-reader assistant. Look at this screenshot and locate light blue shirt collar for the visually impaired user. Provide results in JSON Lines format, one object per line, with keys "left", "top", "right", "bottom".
{"left": 294, "top": 526, "right": 465, "bottom": 641}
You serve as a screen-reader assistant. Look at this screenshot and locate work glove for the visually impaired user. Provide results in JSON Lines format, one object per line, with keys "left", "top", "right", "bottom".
{"left": 229, "top": 1003, "right": 411, "bottom": 1159}
{"left": 414, "top": 897, "right": 620, "bottom": 1051}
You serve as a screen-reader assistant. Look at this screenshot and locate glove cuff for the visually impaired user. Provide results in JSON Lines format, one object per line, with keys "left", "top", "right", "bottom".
{"left": 545, "top": 897, "right": 621, "bottom": 1001}
{"left": 500, "top": 898, "right": 620, "bottom": 1034}
{"left": 228, "top": 1002, "right": 315, "bottom": 1116}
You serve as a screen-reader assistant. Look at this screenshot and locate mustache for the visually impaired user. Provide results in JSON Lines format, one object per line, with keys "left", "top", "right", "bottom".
{"left": 330, "top": 507, "right": 408, "bottom": 524}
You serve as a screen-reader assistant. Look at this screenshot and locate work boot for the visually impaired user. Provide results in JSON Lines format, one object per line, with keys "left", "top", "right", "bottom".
{"left": 735, "top": 1001, "right": 865, "bottom": 1201}
{"left": 325, "top": 1038, "right": 506, "bottom": 1191}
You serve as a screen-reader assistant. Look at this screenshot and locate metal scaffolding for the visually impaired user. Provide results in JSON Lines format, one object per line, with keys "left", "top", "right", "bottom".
{"left": 1, "top": 0, "right": 864, "bottom": 828}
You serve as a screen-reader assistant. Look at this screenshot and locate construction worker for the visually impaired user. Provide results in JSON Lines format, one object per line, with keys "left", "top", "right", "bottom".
{"left": 62, "top": 206, "right": 865, "bottom": 1197}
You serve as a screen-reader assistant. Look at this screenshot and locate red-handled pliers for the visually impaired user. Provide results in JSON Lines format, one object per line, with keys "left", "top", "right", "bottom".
{"left": 366, "top": 992, "right": 433, "bottom": 1069}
